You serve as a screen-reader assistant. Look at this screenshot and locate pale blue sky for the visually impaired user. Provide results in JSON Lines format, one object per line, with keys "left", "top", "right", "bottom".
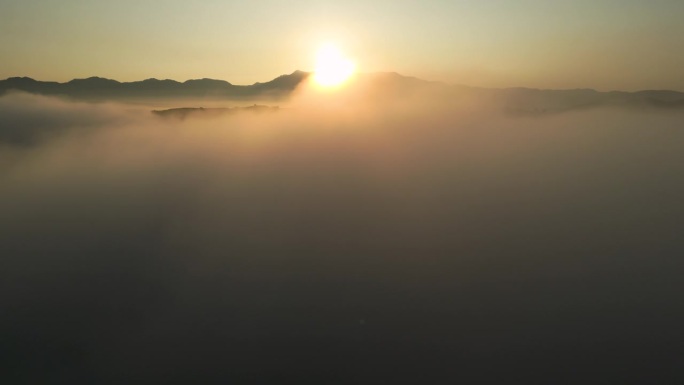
{"left": 1, "top": 0, "right": 683, "bottom": 90}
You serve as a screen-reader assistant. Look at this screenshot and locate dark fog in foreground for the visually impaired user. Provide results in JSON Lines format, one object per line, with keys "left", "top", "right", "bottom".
{"left": 1, "top": 89, "right": 683, "bottom": 384}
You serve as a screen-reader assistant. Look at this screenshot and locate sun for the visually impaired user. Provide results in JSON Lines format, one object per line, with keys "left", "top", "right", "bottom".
{"left": 313, "top": 44, "right": 355, "bottom": 87}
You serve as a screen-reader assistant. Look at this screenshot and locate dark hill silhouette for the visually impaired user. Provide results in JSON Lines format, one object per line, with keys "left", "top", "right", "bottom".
{"left": 252, "top": 70, "right": 309, "bottom": 91}
{"left": 1, "top": 71, "right": 683, "bottom": 113}
{"left": 0, "top": 71, "right": 309, "bottom": 101}
{"left": 152, "top": 105, "right": 279, "bottom": 120}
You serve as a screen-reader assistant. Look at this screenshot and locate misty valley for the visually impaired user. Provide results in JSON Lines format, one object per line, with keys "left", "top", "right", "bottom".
{"left": 2, "top": 73, "right": 683, "bottom": 383}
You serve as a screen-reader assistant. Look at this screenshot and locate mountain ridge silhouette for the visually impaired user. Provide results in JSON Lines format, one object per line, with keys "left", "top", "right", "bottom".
{"left": 0, "top": 71, "right": 310, "bottom": 100}
{"left": 2, "top": 71, "right": 683, "bottom": 113}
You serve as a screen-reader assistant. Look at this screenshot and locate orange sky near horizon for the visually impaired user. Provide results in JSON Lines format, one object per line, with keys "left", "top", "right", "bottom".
{"left": 2, "top": 0, "right": 684, "bottom": 91}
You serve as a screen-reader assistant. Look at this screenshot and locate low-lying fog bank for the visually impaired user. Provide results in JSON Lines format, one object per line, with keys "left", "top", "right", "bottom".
{"left": 2, "top": 89, "right": 683, "bottom": 383}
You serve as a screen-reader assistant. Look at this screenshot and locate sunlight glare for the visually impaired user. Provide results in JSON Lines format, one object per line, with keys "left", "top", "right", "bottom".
{"left": 313, "top": 44, "right": 355, "bottom": 88}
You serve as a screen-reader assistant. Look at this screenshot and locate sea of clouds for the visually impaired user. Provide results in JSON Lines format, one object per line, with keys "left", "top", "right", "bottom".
{"left": 1, "top": 87, "right": 683, "bottom": 383}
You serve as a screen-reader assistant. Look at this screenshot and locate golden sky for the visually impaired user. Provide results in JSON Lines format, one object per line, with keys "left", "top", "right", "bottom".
{"left": 2, "top": 0, "right": 683, "bottom": 91}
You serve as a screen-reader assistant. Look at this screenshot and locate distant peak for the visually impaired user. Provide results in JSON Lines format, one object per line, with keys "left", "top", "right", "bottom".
{"left": 7, "top": 76, "right": 36, "bottom": 81}
{"left": 272, "top": 70, "right": 311, "bottom": 80}
{"left": 3, "top": 77, "right": 40, "bottom": 85}
{"left": 184, "top": 78, "right": 232, "bottom": 86}
{"left": 67, "top": 76, "right": 120, "bottom": 84}
{"left": 250, "top": 71, "right": 310, "bottom": 89}
{"left": 138, "top": 78, "right": 180, "bottom": 84}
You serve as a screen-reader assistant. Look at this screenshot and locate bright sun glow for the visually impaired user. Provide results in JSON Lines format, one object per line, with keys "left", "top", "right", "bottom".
{"left": 313, "top": 44, "right": 355, "bottom": 87}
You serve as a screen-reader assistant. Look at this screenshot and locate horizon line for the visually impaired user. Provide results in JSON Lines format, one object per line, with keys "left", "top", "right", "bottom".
{"left": 1, "top": 72, "right": 683, "bottom": 94}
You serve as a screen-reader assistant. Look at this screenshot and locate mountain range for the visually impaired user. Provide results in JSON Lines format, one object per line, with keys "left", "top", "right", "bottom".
{"left": 0, "top": 71, "right": 310, "bottom": 101}
{"left": 2, "top": 71, "right": 684, "bottom": 114}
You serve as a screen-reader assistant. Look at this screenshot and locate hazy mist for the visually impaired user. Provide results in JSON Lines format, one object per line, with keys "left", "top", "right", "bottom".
{"left": 2, "top": 87, "right": 684, "bottom": 383}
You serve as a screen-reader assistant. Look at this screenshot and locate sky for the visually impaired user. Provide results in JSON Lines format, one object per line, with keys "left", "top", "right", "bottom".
{"left": 1, "top": 0, "right": 683, "bottom": 90}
